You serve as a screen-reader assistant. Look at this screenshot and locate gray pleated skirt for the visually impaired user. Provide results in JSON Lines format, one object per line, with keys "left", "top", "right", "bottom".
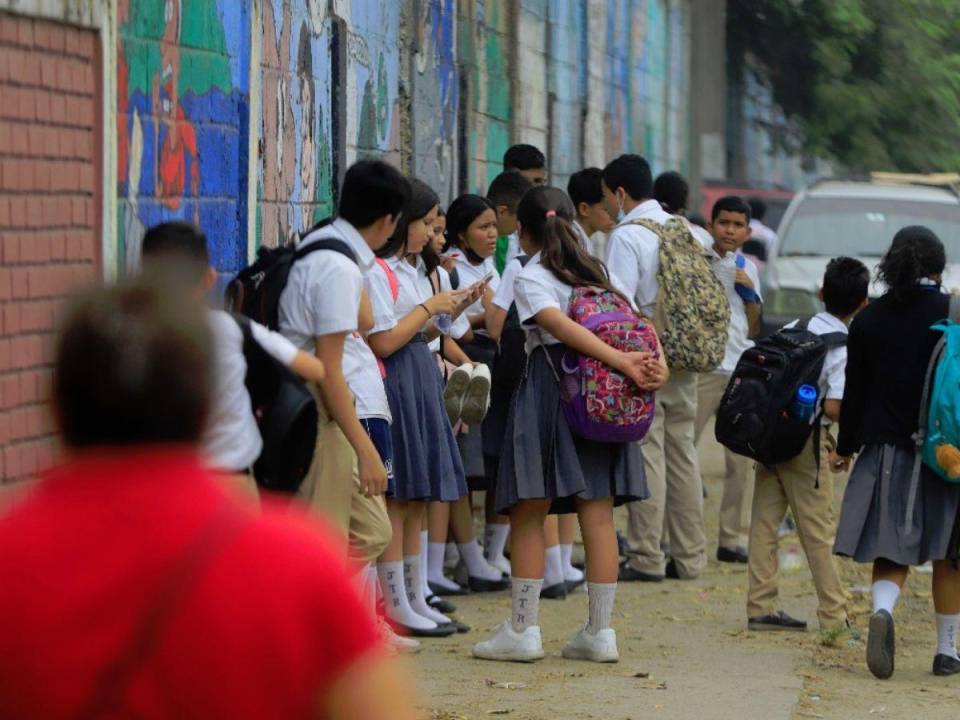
{"left": 834, "top": 443, "right": 960, "bottom": 565}
{"left": 495, "top": 344, "right": 649, "bottom": 515}
{"left": 384, "top": 338, "right": 467, "bottom": 502}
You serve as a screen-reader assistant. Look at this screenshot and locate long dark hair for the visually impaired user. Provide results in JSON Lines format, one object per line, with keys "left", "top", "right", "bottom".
{"left": 422, "top": 206, "right": 445, "bottom": 275}
{"left": 516, "top": 186, "right": 621, "bottom": 296}
{"left": 877, "top": 225, "right": 946, "bottom": 301}
{"left": 446, "top": 194, "right": 495, "bottom": 265}
{"left": 376, "top": 178, "right": 439, "bottom": 259}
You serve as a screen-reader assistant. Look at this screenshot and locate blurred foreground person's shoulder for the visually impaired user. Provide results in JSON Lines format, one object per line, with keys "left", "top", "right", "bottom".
{"left": 0, "top": 277, "right": 421, "bottom": 720}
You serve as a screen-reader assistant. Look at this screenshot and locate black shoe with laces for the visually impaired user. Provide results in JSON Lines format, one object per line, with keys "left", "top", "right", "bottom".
{"left": 933, "top": 653, "right": 960, "bottom": 676}
{"left": 748, "top": 610, "right": 808, "bottom": 632}
{"left": 717, "top": 546, "right": 748, "bottom": 564}
{"left": 618, "top": 561, "right": 664, "bottom": 583}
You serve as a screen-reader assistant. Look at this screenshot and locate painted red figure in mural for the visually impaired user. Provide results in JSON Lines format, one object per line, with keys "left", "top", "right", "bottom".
{"left": 154, "top": 0, "right": 199, "bottom": 215}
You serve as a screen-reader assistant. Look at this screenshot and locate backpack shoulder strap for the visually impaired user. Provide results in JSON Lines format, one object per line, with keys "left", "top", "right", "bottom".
{"left": 374, "top": 258, "right": 399, "bottom": 302}
{"left": 820, "top": 332, "right": 848, "bottom": 349}
{"left": 294, "top": 237, "right": 358, "bottom": 265}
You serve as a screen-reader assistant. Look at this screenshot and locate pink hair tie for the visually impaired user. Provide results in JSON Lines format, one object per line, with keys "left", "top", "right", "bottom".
{"left": 545, "top": 210, "right": 557, "bottom": 218}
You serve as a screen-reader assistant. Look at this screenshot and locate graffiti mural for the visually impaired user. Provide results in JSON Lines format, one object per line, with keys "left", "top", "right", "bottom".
{"left": 603, "top": 0, "right": 630, "bottom": 161}
{"left": 117, "top": 0, "right": 250, "bottom": 275}
{"left": 258, "top": 0, "right": 334, "bottom": 249}
{"left": 411, "top": 0, "right": 459, "bottom": 204}
{"left": 547, "top": 0, "right": 585, "bottom": 187}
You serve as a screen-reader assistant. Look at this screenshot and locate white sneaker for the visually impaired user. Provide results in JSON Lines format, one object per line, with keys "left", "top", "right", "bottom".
{"left": 378, "top": 618, "right": 422, "bottom": 654}
{"left": 472, "top": 622, "right": 545, "bottom": 662}
{"left": 487, "top": 554, "right": 512, "bottom": 577}
{"left": 459, "top": 364, "right": 492, "bottom": 425}
{"left": 443, "top": 364, "right": 473, "bottom": 424}
{"left": 562, "top": 626, "right": 619, "bottom": 663}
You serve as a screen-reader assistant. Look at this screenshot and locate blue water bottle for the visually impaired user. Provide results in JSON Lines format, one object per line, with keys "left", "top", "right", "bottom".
{"left": 436, "top": 314, "right": 452, "bottom": 333}
{"left": 791, "top": 384, "right": 818, "bottom": 423}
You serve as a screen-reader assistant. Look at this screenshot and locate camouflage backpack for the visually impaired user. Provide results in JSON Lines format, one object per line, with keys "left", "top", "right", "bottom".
{"left": 631, "top": 218, "right": 730, "bottom": 372}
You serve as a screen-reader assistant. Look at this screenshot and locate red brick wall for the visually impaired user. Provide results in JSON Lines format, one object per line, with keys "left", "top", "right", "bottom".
{"left": 0, "top": 12, "right": 101, "bottom": 484}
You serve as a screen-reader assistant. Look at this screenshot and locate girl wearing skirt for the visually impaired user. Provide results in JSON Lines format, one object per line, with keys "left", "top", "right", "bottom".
{"left": 830, "top": 226, "right": 960, "bottom": 679}
{"left": 367, "top": 179, "right": 476, "bottom": 638}
{"left": 472, "top": 186, "right": 667, "bottom": 663}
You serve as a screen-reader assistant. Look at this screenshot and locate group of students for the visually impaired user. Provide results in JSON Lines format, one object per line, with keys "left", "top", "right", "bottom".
{"left": 134, "top": 144, "right": 960, "bottom": 677}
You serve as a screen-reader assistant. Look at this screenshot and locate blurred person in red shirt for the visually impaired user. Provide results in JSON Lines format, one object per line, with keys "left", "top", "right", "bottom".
{"left": 0, "top": 277, "right": 422, "bottom": 720}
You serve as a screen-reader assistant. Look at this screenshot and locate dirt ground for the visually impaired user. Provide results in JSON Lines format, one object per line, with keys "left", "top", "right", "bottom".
{"left": 412, "top": 431, "right": 960, "bottom": 720}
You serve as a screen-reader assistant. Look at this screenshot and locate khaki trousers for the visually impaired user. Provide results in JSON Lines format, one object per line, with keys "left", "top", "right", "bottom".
{"left": 298, "top": 386, "right": 391, "bottom": 565}
{"left": 695, "top": 371, "right": 754, "bottom": 550}
{"left": 746, "top": 430, "right": 848, "bottom": 629}
{"left": 625, "top": 370, "right": 706, "bottom": 578}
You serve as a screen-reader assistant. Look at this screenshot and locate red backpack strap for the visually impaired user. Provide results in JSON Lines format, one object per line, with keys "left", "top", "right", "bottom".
{"left": 375, "top": 258, "right": 400, "bottom": 303}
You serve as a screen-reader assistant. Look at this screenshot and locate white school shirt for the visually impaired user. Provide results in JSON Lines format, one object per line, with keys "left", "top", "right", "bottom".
{"left": 749, "top": 219, "right": 778, "bottom": 257}
{"left": 429, "top": 266, "right": 471, "bottom": 353}
{"left": 492, "top": 257, "right": 524, "bottom": 312}
{"left": 456, "top": 255, "right": 500, "bottom": 336}
{"left": 605, "top": 200, "right": 711, "bottom": 318}
{"left": 514, "top": 252, "right": 632, "bottom": 352}
{"left": 204, "top": 309, "right": 299, "bottom": 471}
{"left": 710, "top": 248, "right": 762, "bottom": 374}
{"left": 504, "top": 232, "right": 522, "bottom": 268}
{"left": 785, "top": 312, "right": 848, "bottom": 424}
{"left": 278, "top": 218, "right": 391, "bottom": 422}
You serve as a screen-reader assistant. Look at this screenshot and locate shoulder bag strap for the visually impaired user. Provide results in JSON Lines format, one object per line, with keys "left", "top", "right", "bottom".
{"left": 77, "top": 505, "right": 248, "bottom": 720}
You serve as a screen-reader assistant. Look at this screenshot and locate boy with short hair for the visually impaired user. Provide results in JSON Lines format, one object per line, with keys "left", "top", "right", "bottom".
{"left": 746, "top": 256, "right": 869, "bottom": 632}
{"left": 487, "top": 170, "right": 534, "bottom": 275}
{"left": 567, "top": 167, "right": 615, "bottom": 257}
{"left": 503, "top": 143, "right": 547, "bottom": 185}
{"left": 694, "top": 197, "right": 761, "bottom": 565}
{"left": 139, "top": 221, "right": 326, "bottom": 498}
{"left": 279, "top": 160, "right": 409, "bottom": 567}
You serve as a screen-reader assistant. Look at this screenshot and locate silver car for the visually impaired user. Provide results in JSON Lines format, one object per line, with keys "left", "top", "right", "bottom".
{"left": 763, "top": 177, "right": 960, "bottom": 332}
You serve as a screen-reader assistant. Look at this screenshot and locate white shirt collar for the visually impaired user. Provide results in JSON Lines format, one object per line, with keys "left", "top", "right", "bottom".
{"left": 301, "top": 218, "right": 375, "bottom": 270}
{"left": 815, "top": 311, "right": 849, "bottom": 333}
{"left": 620, "top": 199, "right": 663, "bottom": 224}
{"left": 386, "top": 254, "right": 425, "bottom": 273}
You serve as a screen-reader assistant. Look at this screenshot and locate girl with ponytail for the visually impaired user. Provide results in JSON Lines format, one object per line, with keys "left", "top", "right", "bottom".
{"left": 472, "top": 186, "right": 668, "bottom": 664}
{"left": 832, "top": 225, "right": 960, "bottom": 679}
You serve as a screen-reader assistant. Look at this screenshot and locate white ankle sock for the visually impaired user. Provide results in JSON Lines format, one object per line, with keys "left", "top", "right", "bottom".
{"left": 511, "top": 577, "right": 543, "bottom": 633}
{"left": 586, "top": 582, "right": 617, "bottom": 634}
{"left": 459, "top": 540, "right": 503, "bottom": 581}
{"left": 937, "top": 613, "right": 960, "bottom": 659}
{"left": 544, "top": 545, "right": 565, "bottom": 587}
{"left": 419, "top": 530, "right": 431, "bottom": 599}
{"left": 428, "top": 542, "right": 462, "bottom": 591}
{"left": 444, "top": 542, "right": 460, "bottom": 570}
{"left": 404, "top": 556, "right": 451, "bottom": 625}
{"left": 872, "top": 580, "right": 901, "bottom": 615}
{"left": 377, "top": 561, "right": 436, "bottom": 630}
{"left": 560, "top": 543, "right": 584, "bottom": 582}
{"left": 485, "top": 523, "right": 510, "bottom": 561}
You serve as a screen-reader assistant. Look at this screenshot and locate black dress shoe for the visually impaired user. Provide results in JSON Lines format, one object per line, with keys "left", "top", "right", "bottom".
{"left": 390, "top": 620, "right": 457, "bottom": 638}
{"left": 933, "top": 653, "right": 960, "bottom": 676}
{"left": 717, "top": 546, "right": 748, "bottom": 564}
{"left": 748, "top": 610, "right": 808, "bottom": 631}
{"left": 427, "top": 594, "right": 457, "bottom": 614}
{"left": 665, "top": 559, "right": 680, "bottom": 579}
{"left": 618, "top": 561, "right": 664, "bottom": 582}
{"left": 468, "top": 575, "right": 510, "bottom": 593}
{"left": 439, "top": 620, "right": 471, "bottom": 634}
{"left": 867, "top": 610, "right": 895, "bottom": 679}
{"left": 540, "top": 582, "right": 568, "bottom": 600}
{"left": 565, "top": 577, "right": 586, "bottom": 594}
{"left": 429, "top": 581, "right": 469, "bottom": 597}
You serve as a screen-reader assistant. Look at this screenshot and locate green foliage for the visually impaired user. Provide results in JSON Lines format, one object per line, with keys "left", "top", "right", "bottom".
{"left": 728, "top": 0, "right": 960, "bottom": 172}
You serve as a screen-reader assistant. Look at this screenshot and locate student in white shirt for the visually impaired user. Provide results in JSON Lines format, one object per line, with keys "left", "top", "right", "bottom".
{"left": 278, "top": 160, "right": 406, "bottom": 569}
{"left": 488, "top": 171, "right": 534, "bottom": 275}
{"left": 603, "top": 155, "right": 710, "bottom": 582}
{"left": 472, "top": 186, "right": 667, "bottom": 664}
{"left": 367, "top": 179, "right": 485, "bottom": 637}
{"left": 138, "top": 222, "right": 327, "bottom": 499}
{"left": 567, "top": 168, "right": 615, "bottom": 259}
{"left": 747, "top": 257, "right": 868, "bottom": 634}
{"left": 694, "top": 197, "right": 762, "bottom": 565}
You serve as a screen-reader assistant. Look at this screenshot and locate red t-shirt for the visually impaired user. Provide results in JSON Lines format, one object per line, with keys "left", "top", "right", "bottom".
{"left": 0, "top": 447, "right": 381, "bottom": 719}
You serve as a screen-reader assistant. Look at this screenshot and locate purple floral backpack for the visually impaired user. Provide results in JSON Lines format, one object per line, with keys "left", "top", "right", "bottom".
{"left": 543, "top": 286, "right": 659, "bottom": 443}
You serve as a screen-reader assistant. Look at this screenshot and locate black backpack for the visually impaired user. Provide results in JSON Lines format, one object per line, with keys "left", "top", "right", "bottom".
{"left": 225, "top": 227, "right": 357, "bottom": 330}
{"left": 225, "top": 226, "right": 358, "bottom": 492}
{"left": 493, "top": 255, "right": 531, "bottom": 392}
{"left": 715, "top": 319, "right": 846, "bottom": 466}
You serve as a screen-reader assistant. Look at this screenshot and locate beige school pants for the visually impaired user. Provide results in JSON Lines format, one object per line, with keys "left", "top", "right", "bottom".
{"left": 695, "top": 371, "right": 754, "bottom": 550}
{"left": 746, "top": 429, "right": 848, "bottom": 629}
{"left": 298, "top": 385, "right": 391, "bottom": 565}
{"left": 625, "top": 370, "right": 707, "bottom": 578}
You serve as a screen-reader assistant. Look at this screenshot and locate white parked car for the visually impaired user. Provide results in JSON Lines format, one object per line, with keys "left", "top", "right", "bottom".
{"left": 762, "top": 175, "right": 960, "bottom": 333}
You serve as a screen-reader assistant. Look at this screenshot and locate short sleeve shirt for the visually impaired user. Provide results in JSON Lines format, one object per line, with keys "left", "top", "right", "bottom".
{"left": 785, "top": 312, "right": 849, "bottom": 423}
{"left": 456, "top": 256, "right": 500, "bottom": 333}
{"left": 710, "top": 249, "right": 762, "bottom": 373}
{"left": 492, "top": 257, "right": 524, "bottom": 312}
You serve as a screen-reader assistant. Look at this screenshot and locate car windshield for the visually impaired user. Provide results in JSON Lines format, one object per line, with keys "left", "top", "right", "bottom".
{"left": 779, "top": 196, "right": 960, "bottom": 258}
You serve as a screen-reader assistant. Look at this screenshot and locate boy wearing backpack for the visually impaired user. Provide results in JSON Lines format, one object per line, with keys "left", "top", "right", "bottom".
{"left": 139, "top": 221, "right": 327, "bottom": 500}
{"left": 695, "top": 196, "right": 761, "bottom": 565}
{"left": 278, "top": 160, "right": 409, "bottom": 567}
{"left": 745, "top": 257, "right": 869, "bottom": 632}
{"left": 604, "top": 155, "right": 728, "bottom": 582}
